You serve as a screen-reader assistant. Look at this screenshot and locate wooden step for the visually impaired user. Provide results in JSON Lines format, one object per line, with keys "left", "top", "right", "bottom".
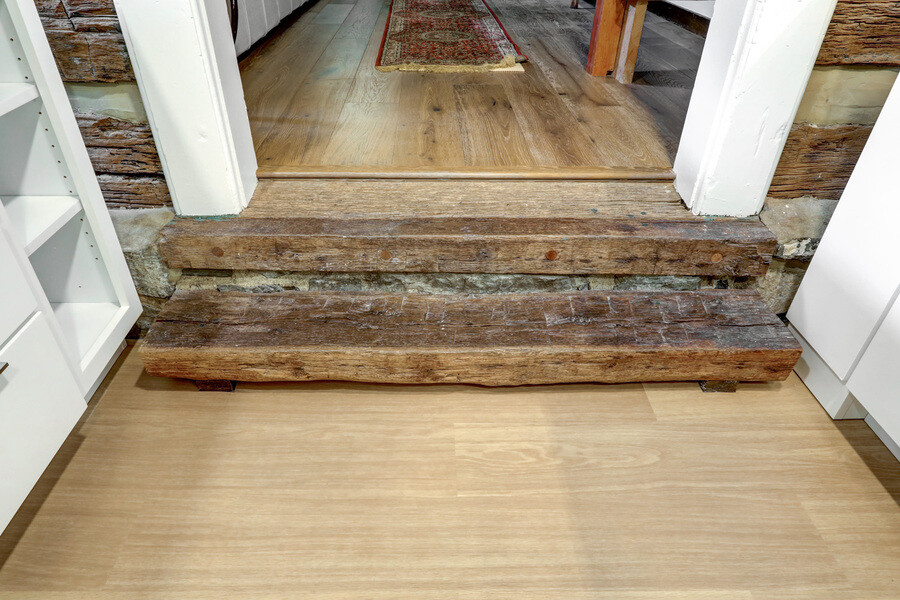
{"left": 158, "top": 180, "right": 777, "bottom": 277}
{"left": 139, "top": 289, "right": 802, "bottom": 386}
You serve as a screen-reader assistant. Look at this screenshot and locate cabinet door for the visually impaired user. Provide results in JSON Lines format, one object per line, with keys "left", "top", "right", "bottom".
{"left": 0, "top": 231, "right": 37, "bottom": 345}
{"left": 847, "top": 294, "right": 900, "bottom": 445}
{"left": 0, "top": 312, "right": 84, "bottom": 533}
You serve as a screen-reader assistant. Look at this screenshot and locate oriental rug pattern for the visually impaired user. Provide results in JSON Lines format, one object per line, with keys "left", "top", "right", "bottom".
{"left": 376, "top": 0, "right": 526, "bottom": 72}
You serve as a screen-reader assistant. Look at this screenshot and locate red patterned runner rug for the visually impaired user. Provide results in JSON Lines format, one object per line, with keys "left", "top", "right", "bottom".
{"left": 376, "top": 0, "right": 527, "bottom": 72}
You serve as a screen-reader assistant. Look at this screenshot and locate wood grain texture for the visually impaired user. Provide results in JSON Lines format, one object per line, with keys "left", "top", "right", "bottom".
{"left": 95, "top": 174, "right": 171, "bottom": 208}
{"left": 242, "top": 0, "right": 675, "bottom": 175}
{"left": 75, "top": 113, "right": 163, "bottom": 175}
{"left": 158, "top": 215, "right": 775, "bottom": 275}
{"left": 162, "top": 179, "right": 774, "bottom": 276}
{"left": 816, "top": 0, "right": 900, "bottom": 66}
{"left": 587, "top": 0, "right": 628, "bottom": 76}
{"left": 1, "top": 346, "right": 898, "bottom": 597}
{"left": 139, "top": 289, "right": 801, "bottom": 385}
{"left": 36, "top": 1, "right": 134, "bottom": 82}
{"left": 768, "top": 123, "right": 873, "bottom": 200}
{"left": 242, "top": 179, "right": 690, "bottom": 218}
{"left": 614, "top": 0, "right": 649, "bottom": 84}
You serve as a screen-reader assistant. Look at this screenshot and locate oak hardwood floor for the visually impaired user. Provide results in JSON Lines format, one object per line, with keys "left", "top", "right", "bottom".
{"left": 240, "top": 0, "right": 696, "bottom": 177}
{"left": 1, "top": 345, "right": 898, "bottom": 597}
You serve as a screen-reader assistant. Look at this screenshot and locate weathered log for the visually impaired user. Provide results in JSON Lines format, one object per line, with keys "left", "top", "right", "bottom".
{"left": 140, "top": 289, "right": 802, "bottom": 385}
{"left": 769, "top": 123, "right": 873, "bottom": 200}
{"left": 817, "top": 0, "right": 900, "bottom": 66}
{"left": 97, "top": 174, "right": 171, "bottom": 208}
{"left": 76, "top": 113, "right": 164, "bottom": 175}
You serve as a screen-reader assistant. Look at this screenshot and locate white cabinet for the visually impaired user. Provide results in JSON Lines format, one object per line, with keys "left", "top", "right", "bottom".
{"left": 847, "top": 297, "right": 900, "bottom": 446}
{"left": 0, "top": 232, "right": 36, "bottom": 344}
{"left": 0, "top": 0, "right": 140, "bottom": 533}
{"left": 0, "top": 313, "right": 86, "bottom": 530}
{"left": 788, "top": 78, "right": 900, "bottom": 458}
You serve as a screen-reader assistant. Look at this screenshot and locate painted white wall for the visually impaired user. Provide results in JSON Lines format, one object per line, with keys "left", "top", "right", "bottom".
{"left": 236, "top": 0, "right": 308, "bottom": 54}
{"left": 115, "top": 0, "right": 258, "bottom": 216}
{"left": 674, "top": 0, "right": 838, "bottom": 216}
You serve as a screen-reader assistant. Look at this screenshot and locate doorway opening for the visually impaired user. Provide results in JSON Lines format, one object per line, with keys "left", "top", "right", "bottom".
{"left": 237, "top": 0, "right": 706, "bottom": 179}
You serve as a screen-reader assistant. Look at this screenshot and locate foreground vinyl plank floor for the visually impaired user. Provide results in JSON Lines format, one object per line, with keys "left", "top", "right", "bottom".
{"left": 0, "top": 345, "right": 898, "bottom": 598}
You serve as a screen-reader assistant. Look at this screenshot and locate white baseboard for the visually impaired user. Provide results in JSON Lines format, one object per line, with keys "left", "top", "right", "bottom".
{"left": 865, "top": 414, "right": 900, "bottom": 462}
{"left": 789, "top": 325, "right": 867, "bottom": 420}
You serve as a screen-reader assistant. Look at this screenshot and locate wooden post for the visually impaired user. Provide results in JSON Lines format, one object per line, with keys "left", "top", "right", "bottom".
{"left": 614, "top": 0, "right": 648, "bottom": 83}
{"left": 586, "top": 0, "right": 628, "bottom": 77}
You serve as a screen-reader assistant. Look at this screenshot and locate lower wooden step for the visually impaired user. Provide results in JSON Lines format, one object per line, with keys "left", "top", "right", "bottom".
{"left": 140, "top": 290, "right": 802, "bottom": 386}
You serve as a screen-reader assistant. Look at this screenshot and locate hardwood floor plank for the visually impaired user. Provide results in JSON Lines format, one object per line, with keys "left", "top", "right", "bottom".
{"left": 501, "top": 64, "right": 604, "bottom": 168}
{"left": 318, "top": 101, "right": 400, "bottom": 166}
{"left": 255, "top": 79, "right": 354, "bottom": 167}
{"left": 452, "top": 84, "right": 537, "bottom": 168}
{"left": 395, "top": 74, "right": 467, "bottom": 168}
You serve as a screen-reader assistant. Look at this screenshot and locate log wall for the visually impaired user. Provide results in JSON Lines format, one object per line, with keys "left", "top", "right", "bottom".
{"left": 34, "top": 0, "right": 172, "bottom": 208}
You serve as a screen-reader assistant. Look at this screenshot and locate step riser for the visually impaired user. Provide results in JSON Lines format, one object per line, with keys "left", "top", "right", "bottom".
{"left": 140, "top": 348, "right": 800, "bottom": 386}
{"left": 140, "top": 290, "right": 801, "bottom": 386}
{"left": 159, "top": 219, "right": 776, "bottom": 276}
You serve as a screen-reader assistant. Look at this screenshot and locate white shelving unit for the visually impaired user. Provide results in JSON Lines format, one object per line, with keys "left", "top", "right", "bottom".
{"left": 0, "top": 0, "right": 140, "bottom": 397}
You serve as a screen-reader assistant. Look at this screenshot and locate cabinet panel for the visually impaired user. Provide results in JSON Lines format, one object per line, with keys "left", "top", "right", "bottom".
{"left": 787, "top": 82, "right": 900, "bottom": 379}
{"left": 0, "top": 231, "right": 37, "bottom": 345}
{"left": 847, "top": 293, "right": 900, "bottom": 446}
{"left": 0, "top": 313, "right": 84, "bottom": 533}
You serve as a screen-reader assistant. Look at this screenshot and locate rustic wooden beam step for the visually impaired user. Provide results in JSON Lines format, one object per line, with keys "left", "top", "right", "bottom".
{"left": 139, "top": 289, "right": 802, "bottom": 386}
{"left": 158, "top": 180, "right": 777, "bottom": 277}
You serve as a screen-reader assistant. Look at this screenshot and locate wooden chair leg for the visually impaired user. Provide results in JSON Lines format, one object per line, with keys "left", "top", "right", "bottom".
{"left": 699, "top": 381, "right": 739, "bottom": 393}
{"left": 586, "top": 0, "right": 627, "bottom": 76}
{"left": 613, "top": 0, "right": 648, "bottom": 83}
{"left": 571, "top": 0, "right": 580, "bottom": 8}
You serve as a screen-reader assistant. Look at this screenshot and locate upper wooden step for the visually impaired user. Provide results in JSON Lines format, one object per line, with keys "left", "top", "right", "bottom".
{"left": 139, "top": 289, "right": 802, "bottom": 386}
{"left": 159, "top": 179, "right": 776, "bottom": 277}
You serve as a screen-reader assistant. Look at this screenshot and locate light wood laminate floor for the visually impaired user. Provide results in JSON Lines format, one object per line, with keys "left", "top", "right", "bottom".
{"left": 240, "top": 0, "right": 694, "bottom": 177}
{"left": 1, "top": 345, "right": 898, "bottom": 598}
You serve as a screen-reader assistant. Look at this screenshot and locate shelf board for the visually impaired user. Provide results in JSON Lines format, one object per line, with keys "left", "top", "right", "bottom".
{"left": 51, "top": 302, "right": 121, "bottom": 363}
{"left": 0, "top": 195, "right": 81, "bottom": 254}
{"left": 0, "top": 83, "right": 39, "bottom": 118}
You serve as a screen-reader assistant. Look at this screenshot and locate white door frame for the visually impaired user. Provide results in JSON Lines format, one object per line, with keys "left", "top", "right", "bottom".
{"left": 114, "top": 0, "right": 258, "bottom": 217}
{"left": 675, "top": 0, "right": 838, "bottom": 216}
{"left": 114, "top": 0, "right": 837, "bottom": 217}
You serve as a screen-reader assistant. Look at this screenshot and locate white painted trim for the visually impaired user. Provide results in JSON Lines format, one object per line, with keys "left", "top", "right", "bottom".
{"left": 788, "top": 325, "right": 866, "bottom": 420}
{"left": 674, "top": 0, "right": 838, "bottom": 216}
{"left": 114, "top": 0, "right": 258, "bottom": 216}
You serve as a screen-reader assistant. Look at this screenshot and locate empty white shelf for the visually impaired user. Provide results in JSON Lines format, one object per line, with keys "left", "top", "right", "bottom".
{"left": 51, "top": 302, "right": 122, "bottom": 362}
{"left": 0, "top": 195, "right": 81, "bottom": 254}
{"left": 0, "top": 83, "right": 39, "bottom": 118}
